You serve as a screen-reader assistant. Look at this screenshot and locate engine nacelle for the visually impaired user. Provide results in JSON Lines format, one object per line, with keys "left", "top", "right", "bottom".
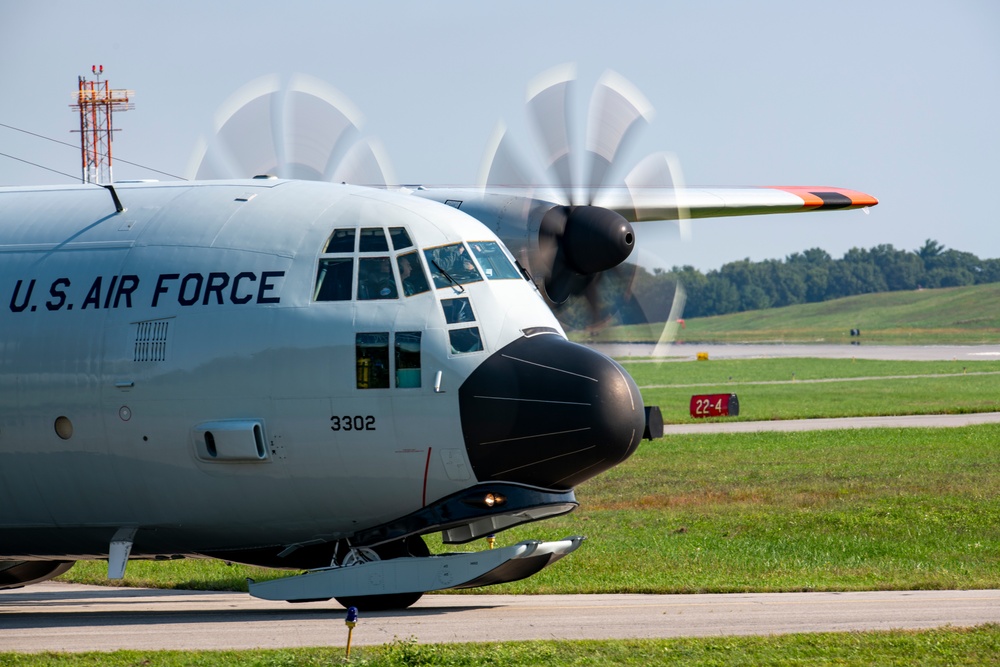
{"left": 0, "top": 560, "right": 75, "bottom": 590}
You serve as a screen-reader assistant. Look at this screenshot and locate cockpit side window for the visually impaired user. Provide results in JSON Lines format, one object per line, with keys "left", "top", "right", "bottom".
{"left": 396, "top": 251, "right": 430, "bottom": 296}
{"left": 359, "top": 227, "right": 389, "bottom": 252}
{"left": 424, "top": 243, "right": 483, "bottom": 289}
{"left": 325, "top": 228, "right": 356, "bottom": 253}
{"left": 315, "top": 258, "right": 354, "bottom": 301}
{"left": 469, "top": 241, "right": 522, "bottom": 280}
{"left": 357, "top": 257, "right": 398, "bottom": 300}
{"left": 356, "top": 332, "right": 390, "bottom": 389}
{"left": 395, "top": 331, "right": 422, "bottom": 388}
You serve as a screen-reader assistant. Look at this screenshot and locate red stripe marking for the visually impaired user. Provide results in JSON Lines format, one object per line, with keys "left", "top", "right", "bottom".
{"left": 769, "top": 186, "right": 879, "bottom": 208}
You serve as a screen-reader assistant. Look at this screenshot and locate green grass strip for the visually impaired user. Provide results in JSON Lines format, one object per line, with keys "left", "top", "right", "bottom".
{"left": 3, "top": 626, "right": 999, "bottom": 666}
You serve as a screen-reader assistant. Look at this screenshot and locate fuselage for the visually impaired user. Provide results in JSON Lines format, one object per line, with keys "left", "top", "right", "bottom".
{"left": 0, "top": 179, "right": 644, "bottom": 564}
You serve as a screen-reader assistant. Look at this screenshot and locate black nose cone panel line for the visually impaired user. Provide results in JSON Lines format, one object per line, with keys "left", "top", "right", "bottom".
{"left": 459, "top": 334, "right": 644, "bottom": 490}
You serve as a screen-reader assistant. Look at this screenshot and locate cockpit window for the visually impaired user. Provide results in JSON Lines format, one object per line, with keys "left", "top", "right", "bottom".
{"left": 359, "top": 227, "right": 389, "bottom": 252}
{"left": 424, "top": 243, "right": 482, "bottom": 289}
{"left": 449, "top": 327, "right": 483, "bottom": 354}
{"left": 441, "top": 297, "right": 475, "bottom": 324}
{"left": 396, "top": 251, "right": 430, "bottom": 296}
{"left": 357, "top": 257, "right": 398, "bottom": 300}
{"left": 315, "top": 258, "right": 354, "bottom": 301}
{"left": 469, "top": 241, "right": 521, "bottom": 280}
{"left": 389, "top": 227, "right": 413, "bottom": 251}
{"left": 395, "top": 331, "right": 422, "bottom": 388}
{"left": 356, "top": 332, "right": 390, "bottom": 388}
{"left": 325, "top": 228, "right": 356, "bottom": 253}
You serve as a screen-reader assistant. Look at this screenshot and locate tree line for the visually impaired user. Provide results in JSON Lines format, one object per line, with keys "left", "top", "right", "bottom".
{"left": 558, "top": 240, "right": 1000, "bottom": 329}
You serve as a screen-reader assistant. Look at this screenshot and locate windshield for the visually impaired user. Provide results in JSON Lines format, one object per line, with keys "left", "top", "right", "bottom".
{"left": 424, "top": 243, "right": 482, "bottom": 289}
{"left": 469, "top": 241, "right": 521, "bottom": 280}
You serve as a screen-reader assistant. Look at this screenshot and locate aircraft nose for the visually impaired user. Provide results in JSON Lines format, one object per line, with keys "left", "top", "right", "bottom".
{"left": 458, "top": 334, "right": 644, "bottom": 490}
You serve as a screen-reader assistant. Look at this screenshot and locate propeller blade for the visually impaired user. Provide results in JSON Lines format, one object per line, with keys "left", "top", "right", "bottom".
{"left": 584, "top": 70, "right": 654, "bottom": 203}
{"left": 621, "top": 152, "right": 690, "bottom": 346}
{"left": 480, "top": 122, "right": 540, "bottom": 193}
{"left": 283, "top": 77, "right": 362, "bottom": 181}
{"left": 331, "top": 138, "right": 395, "bottom": 187}
{"left": 526, "top": 64, "right": 577, "bottom": 199}
{"left": 652, "top": 280, "right": 687, "bottom": 357}
{"left": 194, "top": 75, "right": 283, "bottom": 180}
{"left": 621, "top": 152, "right": 690, "bottom": 232}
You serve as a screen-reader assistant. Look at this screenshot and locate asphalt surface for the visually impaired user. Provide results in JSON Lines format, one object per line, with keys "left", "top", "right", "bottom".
{"left": 2, "top": 583, "right": 999, "bottom": 652}
{"left": 662, "top": 411, "right": 1000, "bottom": 434}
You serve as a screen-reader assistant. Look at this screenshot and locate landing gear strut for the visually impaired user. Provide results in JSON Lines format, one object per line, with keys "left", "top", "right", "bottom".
{"left": 333, "top": 535, "right": 429, "bottom": 611}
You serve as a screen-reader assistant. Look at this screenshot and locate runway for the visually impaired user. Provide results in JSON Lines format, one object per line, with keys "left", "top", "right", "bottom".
{"left": 2, "top": 583, "right": 999, "bottom": 653}
{"left": 661, "top": 411, "right": 1000, "bottom": 434}
{"left": 591, "top": 342, "right": 1000, "bottom": 362}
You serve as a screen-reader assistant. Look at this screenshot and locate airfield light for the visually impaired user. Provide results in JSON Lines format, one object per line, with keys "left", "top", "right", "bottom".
{"left": 344, "top": 606, "right": 358, "bottom": 658}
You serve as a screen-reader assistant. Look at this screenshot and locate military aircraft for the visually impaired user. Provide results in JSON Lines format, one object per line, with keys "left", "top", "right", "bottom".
{"left": 0, "top": 69, "right": 876, "bottom": 610}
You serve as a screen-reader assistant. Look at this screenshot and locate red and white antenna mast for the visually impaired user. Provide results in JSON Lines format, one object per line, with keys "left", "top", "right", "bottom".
{"left": 70, "top": 66, "right": 135, "bottom": 184}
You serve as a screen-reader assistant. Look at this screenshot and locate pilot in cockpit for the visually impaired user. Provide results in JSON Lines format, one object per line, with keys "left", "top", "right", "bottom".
{"left": 448, "top": 245, "right": 479, "bottom": 283}
{"left": 358, "top": 258, "right": 398, "bottom": 300}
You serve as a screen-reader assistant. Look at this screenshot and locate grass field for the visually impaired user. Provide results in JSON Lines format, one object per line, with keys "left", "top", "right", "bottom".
{"left": 4, "top": 626, "right": 999, "bottom": 666}
{"left": 580, "top": 282, "right": 1000, "bottom": 345}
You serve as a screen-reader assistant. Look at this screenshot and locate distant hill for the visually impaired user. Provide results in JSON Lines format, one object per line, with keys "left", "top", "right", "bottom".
{"left": 576, "top": 283, "right": 1000, "bottom": 345}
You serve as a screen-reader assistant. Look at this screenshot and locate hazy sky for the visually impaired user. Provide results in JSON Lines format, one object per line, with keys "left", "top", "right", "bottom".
{"left": 1, "top": 1, "right": 997, "bottom": 271}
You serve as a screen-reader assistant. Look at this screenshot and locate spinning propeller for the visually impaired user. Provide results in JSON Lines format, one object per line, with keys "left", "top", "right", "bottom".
{"left": 481, "top": 65, "right": 689, "bottom": 342}
{"left": 189, "top": 73, "right": 392, "bottom": 186}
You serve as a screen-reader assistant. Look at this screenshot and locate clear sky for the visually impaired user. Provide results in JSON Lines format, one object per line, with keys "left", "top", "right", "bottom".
{"left": 1, "top": 1, "right": 997, "bottom": 271}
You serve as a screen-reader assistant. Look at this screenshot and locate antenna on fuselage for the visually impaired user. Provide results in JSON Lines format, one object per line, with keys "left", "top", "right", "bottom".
{"left": 102, "top": 184, "right": 124, "bottom": 213}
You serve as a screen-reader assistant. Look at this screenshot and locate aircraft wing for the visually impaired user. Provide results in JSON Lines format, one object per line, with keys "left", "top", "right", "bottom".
{"left": 409, "top": 185, "right": 877, "bottom": 223}
{"left": 592, "top": 185, "right": 878, "bottom": 222}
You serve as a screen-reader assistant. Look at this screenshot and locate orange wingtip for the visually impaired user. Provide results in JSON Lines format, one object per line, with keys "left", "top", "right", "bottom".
{"left": 769, "top": 186, "right": 878, "bottom": 209}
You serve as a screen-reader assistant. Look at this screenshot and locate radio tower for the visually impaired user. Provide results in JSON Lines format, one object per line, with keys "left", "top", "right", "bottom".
{"left": 70, "top": 66, "right": 134, "bottom": 184}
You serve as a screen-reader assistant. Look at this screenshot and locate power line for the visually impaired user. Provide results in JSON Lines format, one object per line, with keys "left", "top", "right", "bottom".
{"left": 0, "top": 121, "right": 187, "bottom": 181}
{"left": 0, "top": 151, "right": 80, "bottom": 182}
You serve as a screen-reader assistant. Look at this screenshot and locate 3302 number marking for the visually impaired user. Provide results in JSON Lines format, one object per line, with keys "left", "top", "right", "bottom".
{"left": 331, "top": 415, "right": 376, "bottom": 431}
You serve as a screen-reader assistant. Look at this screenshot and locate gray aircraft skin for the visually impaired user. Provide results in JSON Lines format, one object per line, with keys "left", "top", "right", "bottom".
{"left": 0, "top": 178, "right": 647, "bottom": 604}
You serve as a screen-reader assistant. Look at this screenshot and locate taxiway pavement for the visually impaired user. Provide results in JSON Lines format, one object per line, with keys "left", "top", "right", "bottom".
{"left": 2, "top": 583, "right": 999, "bottom": 652}
{"left": 662, "top": 411, "right": 1000, "bottom": 434}
{"left": 593, "top": 342, "right": 1000, "bottom": 362}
